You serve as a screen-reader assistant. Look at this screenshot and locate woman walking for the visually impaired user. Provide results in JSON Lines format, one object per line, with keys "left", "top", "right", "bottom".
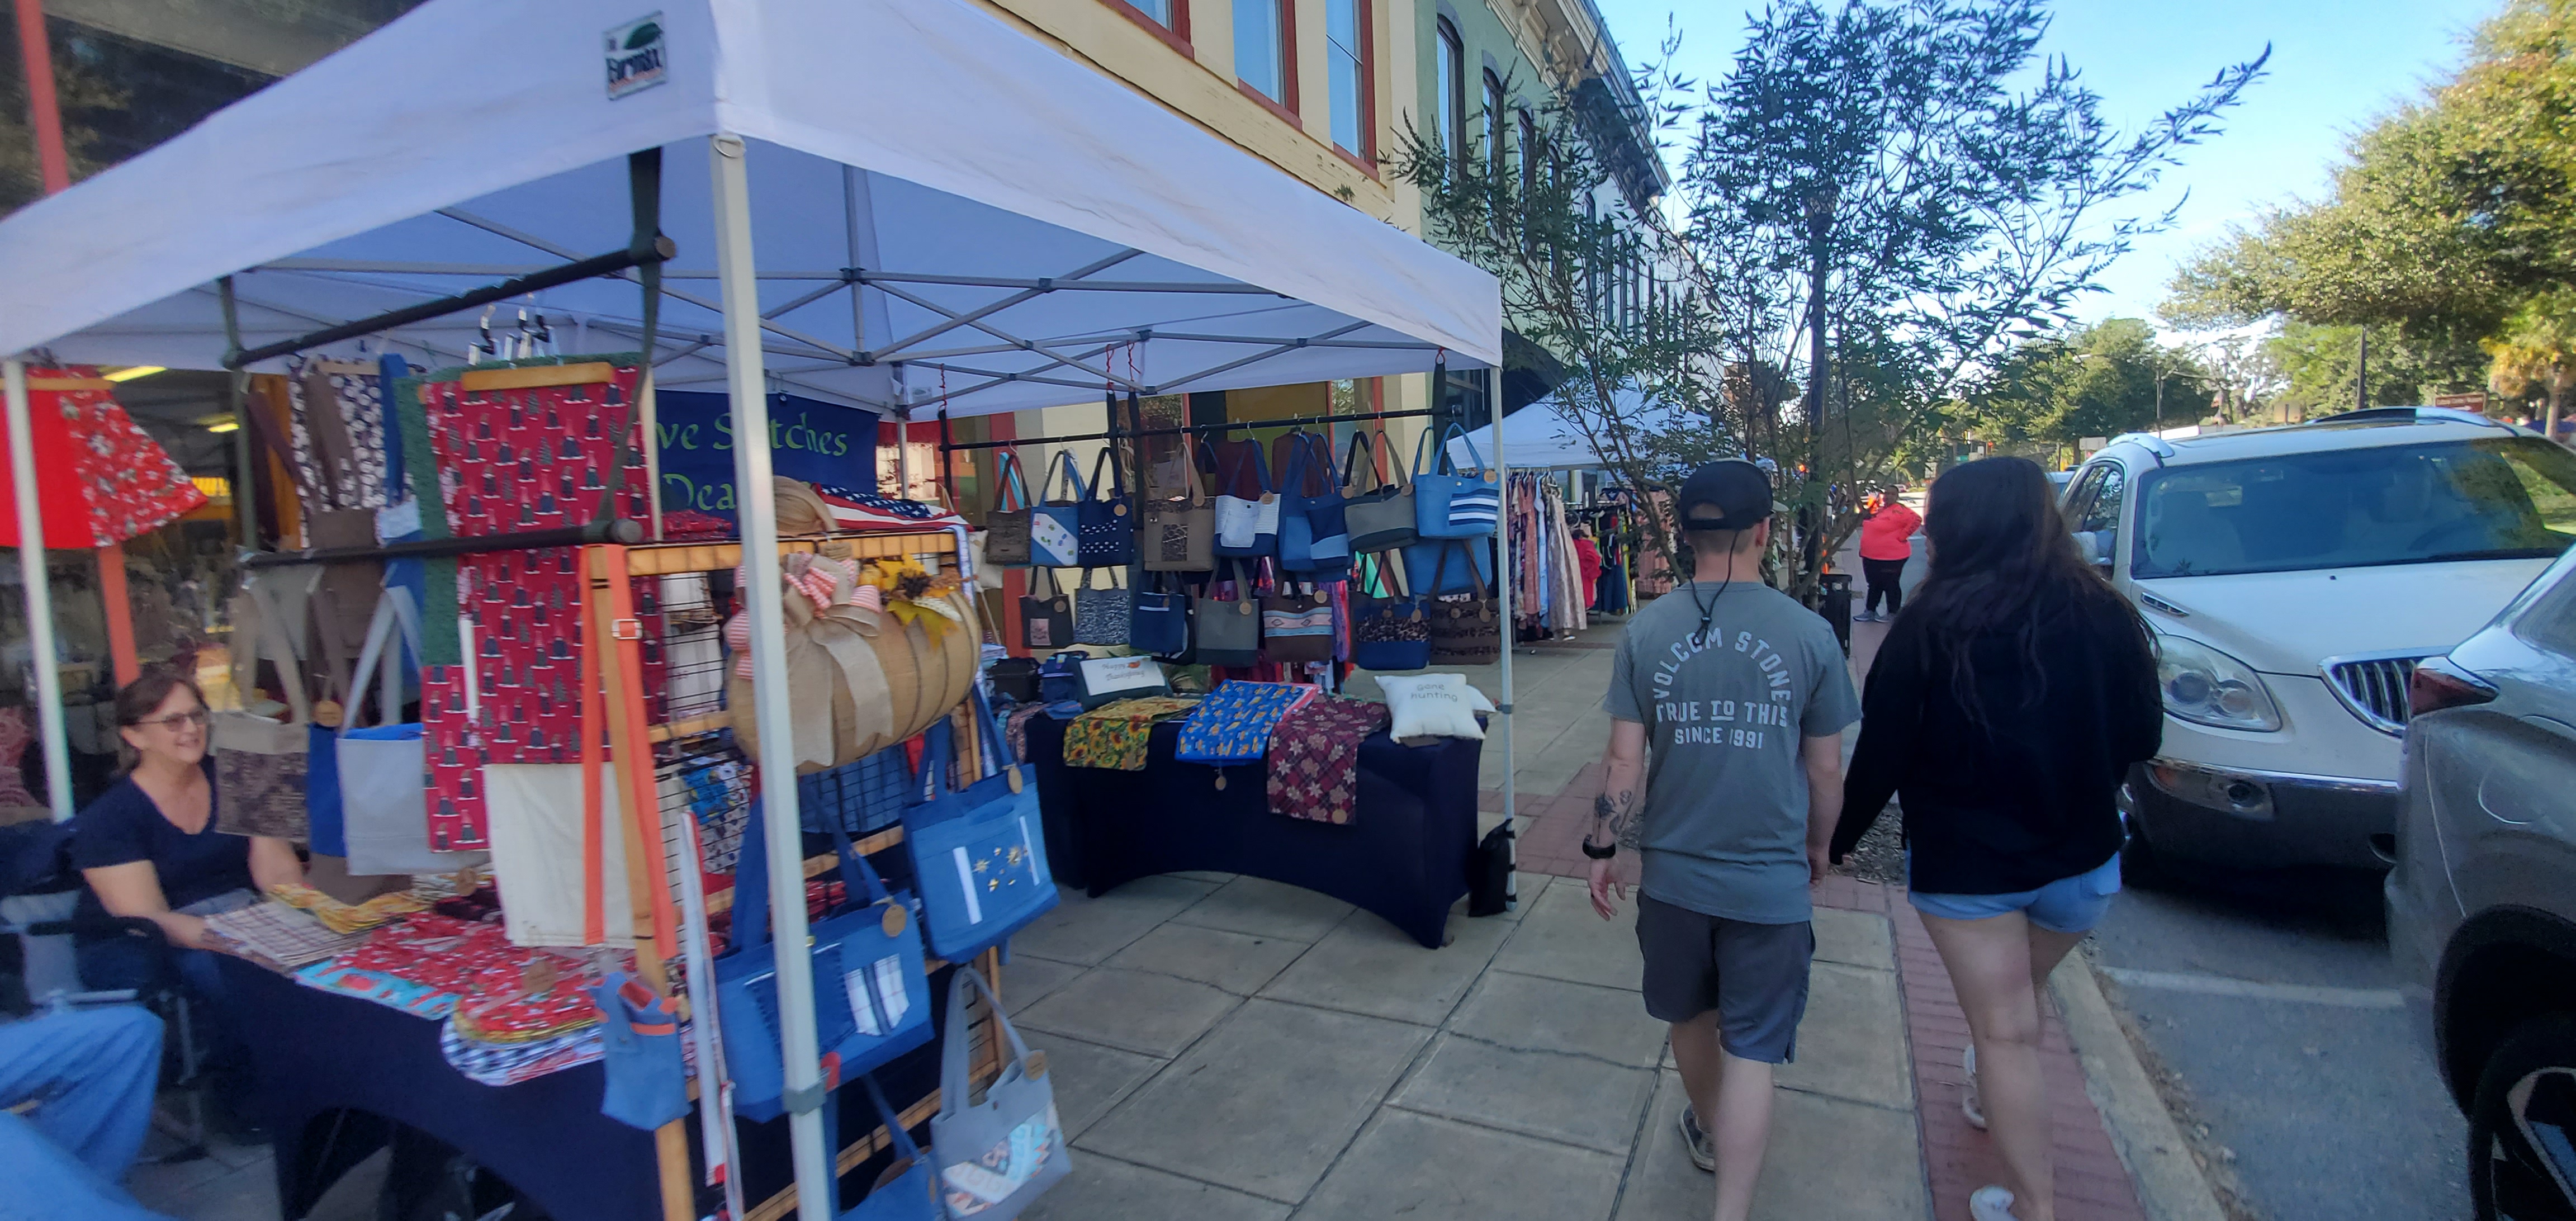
{"left": 1828, "top": 458, "right": 2161, "bottom": 1221}
{"left": 1854, "top": 490, "right": 1920, "bottom": 622}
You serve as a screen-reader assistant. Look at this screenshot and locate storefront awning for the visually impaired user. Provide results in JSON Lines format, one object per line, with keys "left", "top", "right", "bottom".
{"left": 0, "top": 0, "right": 1500, "bottom": 416}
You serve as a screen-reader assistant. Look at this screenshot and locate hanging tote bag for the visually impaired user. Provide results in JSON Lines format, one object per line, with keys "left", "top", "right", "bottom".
{"left": 337, "top": 587, "right": 485, "bottom": 875}
{"left": 1209, "top": 437, "right": 1278, "bottom": 559}
{"left": 1261, "top": 575, "right": 1337, "bottom": 665}
{"left": 1400, "top": 533, "right": 1495, "bottom": 598}
{"left": 1351, "top": 555, "right": 1431, "bottom": 672}
{"left": 1426, "top": 543, "right": 1503, "bottom": 666}
{"left": 984, "top": 451, "right": 1036, "bottom": 566}
{"left": 1191, "top": 561, "right": 1263, "bottom": 668}
{"left": 716, "top": 811, "right": 932, "bottom": 1123}
{"left": 1341, "top": 430, "right": 1417, "bottom": 552}
{"left": 1276, "top": 433, "right": 1351, "bottom": 579}
{"left": 932, "top": 967, "right": 1070, "bottom": 1221}
{"left": 1412, "top": 425, "right": 1502, "bottom": 540}
{"left": 1139, "top": 436, "right": 1214, "bottom": 572}
{"left": 1030, "top": 452, "right": 1085, "bottom": 569}
{"left": 1017, "top": 568, "right": 1074, "bottom": 652}
{"left": 584, "top": 970, "right": 690, "bottom": 1132}
{"left": 1128, "top": 571, "right": 1190, "bottom": 657}
{"left": 844, "top": 1074, "right": 941, "bottom": 1221}
{"left": 213, "top": 570, "right": 315, "bottom": 839}
{"left": 1072, "top": 568, "right": 1128, "bottom": 647}
{"left": 902, "top": 692, "right": 1057, "bottom": 962}
{"left": 1077, "top": 448, "right": 1135, "bottom": 566}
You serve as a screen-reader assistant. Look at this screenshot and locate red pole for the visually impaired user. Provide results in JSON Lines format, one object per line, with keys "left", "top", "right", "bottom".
{"left": 15, "top": 0, "right": 69, "bottom": 194}
{"left": 16, "top": 3, "right": 136, "bottom": 684}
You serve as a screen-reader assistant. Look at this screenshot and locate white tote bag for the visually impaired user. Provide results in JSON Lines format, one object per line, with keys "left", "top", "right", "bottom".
{"left": 338, "top": 587, "right": 487, "bottom": 877}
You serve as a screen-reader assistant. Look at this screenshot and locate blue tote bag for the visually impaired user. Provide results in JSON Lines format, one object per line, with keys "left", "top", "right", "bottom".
{"left": 903, "top": 690, "right": 1057, "bottom": 962}
{"left": 716, "top": 811, "right": 932, "bottom": 1122}
{"left": 1030, "top": 452, "right": 1086, "bottom": 569}
{"left": 1400, "top": 534, "right": 1495, "bottom": 598}
{"left": 1412, "top": 425, "right": 1501, "bottom": 540}
{"left": 837, "top": 1075, "right": 940, "bottom": 1221}
{"left": 1276, "top": 432, "right": 1351, "bottom": 579}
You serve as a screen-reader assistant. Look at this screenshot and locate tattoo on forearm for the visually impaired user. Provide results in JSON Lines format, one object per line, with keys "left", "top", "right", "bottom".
{"left": 1591, "top": 787, "right": 1642, "bottom": 849}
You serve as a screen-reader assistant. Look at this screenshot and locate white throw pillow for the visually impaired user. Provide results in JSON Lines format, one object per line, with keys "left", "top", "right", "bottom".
{"left": 1376, "top": 673, "right": 1493, "bottom": 741}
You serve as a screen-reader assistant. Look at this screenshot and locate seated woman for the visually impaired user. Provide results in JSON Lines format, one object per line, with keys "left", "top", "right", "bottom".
{"left": 70, "top": 669, "right": 302, "bottom": 1132}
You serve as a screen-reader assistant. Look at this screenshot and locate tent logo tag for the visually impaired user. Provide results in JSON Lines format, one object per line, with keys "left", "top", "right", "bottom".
{"left": 605, "top": 13, "right": 667, "bottom": 100}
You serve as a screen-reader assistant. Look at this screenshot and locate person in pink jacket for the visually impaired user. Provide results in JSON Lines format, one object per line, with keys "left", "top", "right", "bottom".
{"left": 1855, "top": 493, "right": 1921, "bottom": 622}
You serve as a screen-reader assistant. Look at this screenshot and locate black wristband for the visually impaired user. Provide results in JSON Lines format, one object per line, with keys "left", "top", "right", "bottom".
{"left": 1580, "top": 839, "right": 1617, "bottom": 860}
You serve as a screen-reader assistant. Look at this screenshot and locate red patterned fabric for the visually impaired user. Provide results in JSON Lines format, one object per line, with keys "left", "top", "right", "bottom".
{"left": 1266, "top": 694, "right": 1390, "bottom": 826}
{"left": 423, "top": 664, "right": 492, "bottom": 850}
{"left": 0, "top": 370, "right": 207, "bottom": 547}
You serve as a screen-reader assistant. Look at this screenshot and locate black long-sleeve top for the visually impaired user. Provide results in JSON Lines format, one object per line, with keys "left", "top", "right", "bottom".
{"left": 1831, "top": 585, "right": 2163, "bottom": 895}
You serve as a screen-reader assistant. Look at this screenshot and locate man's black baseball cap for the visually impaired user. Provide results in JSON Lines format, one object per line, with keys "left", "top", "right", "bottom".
{"left": 1677, "top": 459, "right": 1772, "bottom": 531}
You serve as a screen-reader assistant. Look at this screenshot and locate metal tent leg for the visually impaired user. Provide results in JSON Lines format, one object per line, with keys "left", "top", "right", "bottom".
{"left": 1491, "top": 363, "right": 1516, "bottom": 908}
{"left": 3, "top": 359, "right": 73, "bottom": 822}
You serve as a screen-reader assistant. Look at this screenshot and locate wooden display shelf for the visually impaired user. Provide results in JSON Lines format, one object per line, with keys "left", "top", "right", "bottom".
{"left": 624, "top": 529, "right": 956, "bottom": 577}
{"left": 646, "top": 711, "right": 731, "bottom": 743}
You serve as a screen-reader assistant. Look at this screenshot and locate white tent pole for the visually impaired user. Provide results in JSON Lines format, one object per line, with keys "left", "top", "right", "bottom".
{"left": 711, "top": 133, "right": 833, "bottom": 1221}
{"left": 1490, "top": 363, "right": 1516, "bottom": 908}
{"left": 4, "top": 359, "right": 72, "bottom": 822}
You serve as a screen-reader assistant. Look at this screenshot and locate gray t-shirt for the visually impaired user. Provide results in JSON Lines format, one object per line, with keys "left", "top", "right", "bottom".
{"left": 1606, "top": 580, "right": 1860, "bottom": 924}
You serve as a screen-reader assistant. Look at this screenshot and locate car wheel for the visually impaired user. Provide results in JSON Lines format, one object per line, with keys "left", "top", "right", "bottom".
{"left": 2469, "top": 1014, "right": 2576, "bottom": 1221}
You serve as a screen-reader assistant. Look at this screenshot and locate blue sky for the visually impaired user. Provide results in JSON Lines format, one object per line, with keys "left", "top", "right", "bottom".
{"left": 1588, "top": 0, "right": 2499, "bottom": 325}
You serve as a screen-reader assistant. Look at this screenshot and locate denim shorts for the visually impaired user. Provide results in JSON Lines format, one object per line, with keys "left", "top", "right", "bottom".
{"left": 1906, "top": 854, "right": 2123, "bottom": 934}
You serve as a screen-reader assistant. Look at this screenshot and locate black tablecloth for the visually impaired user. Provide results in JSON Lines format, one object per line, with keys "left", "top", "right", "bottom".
{"left": 1025, "top": 714, "right": 1481, "bottom": 949}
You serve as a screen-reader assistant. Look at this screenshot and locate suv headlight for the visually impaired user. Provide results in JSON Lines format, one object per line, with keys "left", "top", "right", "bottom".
{"left": 2155, "top": 634, "right": 2283, "bottom": 731}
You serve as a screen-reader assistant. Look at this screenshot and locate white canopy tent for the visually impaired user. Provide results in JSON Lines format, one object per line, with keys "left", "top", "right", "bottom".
{"left": 1446, "top": 384, "right": 1690, "bottom": 471}
{"left": 0, "top": 2, "right": 1511, "bottom": 1217}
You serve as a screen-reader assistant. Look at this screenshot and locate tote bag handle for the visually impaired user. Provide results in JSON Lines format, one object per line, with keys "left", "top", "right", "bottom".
{"left": 1085, "top": 446, "right": 1125, "bottom": 501}
{"left": 1216, "top": 436, "right": 1273, "bottom": 498}
{"left": 1168, "top": 435, "right": 1208, "bottom": 505}
{"left": 1442, "top": 423, "right": 1486, "bottom": 477}
{"left": 338, "top": 585, "right": 423, "bottom": 735}
{"left": 938, "top": 966, "right": 1037, "bottom": 1123}
{"left": 243, "top": 570, "right": 319, "bottom": 727}
{"left": 1042, "top": 451, "right": 1088, "bottom": 504}
{"left": 990, "top": 451, "right": 1033, "bottom": 514}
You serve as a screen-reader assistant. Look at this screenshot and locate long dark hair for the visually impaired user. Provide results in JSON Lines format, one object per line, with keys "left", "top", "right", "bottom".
{"left": 1903, "top": 457, "right": 2149, "bottom": 730}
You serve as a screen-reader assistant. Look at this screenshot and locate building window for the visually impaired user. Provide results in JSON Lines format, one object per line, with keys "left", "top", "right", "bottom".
{"left": 1435, "top": 17, "right": 1464, "bottom": 168}
{"left": 1130, "top": 0, "right": 1175, "bottom": 23}
{"left": 1482, "top": 70, "right": 1505, "bottom": 179}
{"left": 1518, "top": 108, "right": 1538, "bottom": 250}
{"left": 1236, "top": 0, "right": 1289, "bottom": 104}
{"left": 1325, "top": 0, "right": 1370, "bottom": 158}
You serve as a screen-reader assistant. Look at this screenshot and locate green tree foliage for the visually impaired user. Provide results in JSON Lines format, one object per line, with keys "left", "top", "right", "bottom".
{"left": 1967, "top": 319, "right": 2211, "bottom": 446}
{"left": 2485, "top": 288, "right": 2576, "bottom": 434}
{"left": 2262, "top": 323, "right": 2490, "bottom": 416}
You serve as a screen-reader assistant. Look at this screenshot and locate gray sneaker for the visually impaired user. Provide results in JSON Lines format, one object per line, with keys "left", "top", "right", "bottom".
{"left": 1679, "top": 1104, "right": 1715, "bottom": 1172}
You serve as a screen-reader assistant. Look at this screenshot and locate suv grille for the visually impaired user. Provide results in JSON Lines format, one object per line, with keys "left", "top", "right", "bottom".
{"left": 2327, "top": 656, "right": 2422, "bottom": 734}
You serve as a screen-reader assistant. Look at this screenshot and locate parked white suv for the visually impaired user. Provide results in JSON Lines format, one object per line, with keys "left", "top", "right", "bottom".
{"left": 2063, "top": 408, "right": 2576, "bottom": 870}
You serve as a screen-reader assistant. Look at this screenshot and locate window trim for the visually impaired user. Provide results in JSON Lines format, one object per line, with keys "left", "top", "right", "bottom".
{"left": 1101, "top": 0, "right": 1192, "bottom": 55}
{"left": 1234, "top": 0, "right": 1299, "bottom": 116}
{"left": 1481, "top": 68, "right": 1506, "bottom": 181}
{"left": 1435, "top": 16, "right": 1465, "bottom": 168}
{"left": 1324, "top": 0, "right": 1376, "bottom": 169}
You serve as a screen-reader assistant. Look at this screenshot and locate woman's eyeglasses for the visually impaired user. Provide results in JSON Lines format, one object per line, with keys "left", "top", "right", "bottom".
{"left": 132, "top": 709, "right": 211, "bottom": 730}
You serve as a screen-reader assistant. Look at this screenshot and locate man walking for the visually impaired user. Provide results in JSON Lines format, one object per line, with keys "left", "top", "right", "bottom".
{"left": 1586, "top": 459, "right": 1859, "bottom": 1220}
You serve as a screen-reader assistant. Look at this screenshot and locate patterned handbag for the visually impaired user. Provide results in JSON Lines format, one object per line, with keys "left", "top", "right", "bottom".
{"left": 1173, "top": 680, "right": 1319, "bottom": 766}
{"left": 214, "top": 571, "right": 314, "bottom": 840}
{"left": 1426, "top": 542, "right": 1502, "bottom": 666}
{"left": 1191, "top": 560, "right": 1262, "bottom": 668}
{"left": 1411, "top": 425, "right": 1501, "bottom": 540}
{"left": 1073, "top": 567, "right": 1129, "bottom": 646}
{"left": 984, "top": 451, "right": 1035, "bottom": 566}
{"left": 1261, "top": 576, "right": 1337, "bottom": 665}
{"left": 1341, "top": 430, "right": 1416, "bottom": 552}
{"left": 1350, "top": 554, "right": 1429, "bottom": 672}
{"left": 1031, "top": 452, "right": 1086, "bottom": 569}
{"left": 1140, "top": 436, "right": 1214, "bottom": 572}
{"left": 1019, "top": 568, "right": 1073, "bottom": 651}
{"left": 1078, "top": 448, "right": 1136, "bottom": 566}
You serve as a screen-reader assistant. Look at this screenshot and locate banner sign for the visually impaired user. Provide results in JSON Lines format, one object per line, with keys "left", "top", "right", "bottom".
{"left": 656, "top": 391, "right": 878, "bottom": 519}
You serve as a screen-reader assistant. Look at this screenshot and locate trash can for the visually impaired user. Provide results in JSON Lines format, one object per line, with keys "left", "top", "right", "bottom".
{"left": 1820, "top": 572, "right": 1854, "bottom": 655}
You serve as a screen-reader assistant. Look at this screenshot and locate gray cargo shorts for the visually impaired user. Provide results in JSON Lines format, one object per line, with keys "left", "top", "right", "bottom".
{"left": 1635, "top": 895, "right": 1814, "bottom": 1064}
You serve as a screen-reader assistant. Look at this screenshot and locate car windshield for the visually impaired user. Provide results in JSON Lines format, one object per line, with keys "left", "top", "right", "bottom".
{"left": 2131, "top": 437, "right": 2576, "bottom": 578}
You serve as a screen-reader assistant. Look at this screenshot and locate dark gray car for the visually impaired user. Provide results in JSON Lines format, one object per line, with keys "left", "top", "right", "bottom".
{"left": 2388, "top": 544, "right": 2576, "bottom": 1220}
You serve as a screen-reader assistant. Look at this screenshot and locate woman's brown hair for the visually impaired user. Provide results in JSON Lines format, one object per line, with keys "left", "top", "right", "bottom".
{"left": 112, "top": 667, "right": 207, "bottom": 772}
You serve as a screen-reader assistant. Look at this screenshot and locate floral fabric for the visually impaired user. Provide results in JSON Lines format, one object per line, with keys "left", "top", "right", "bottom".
{"left": 1062, "top": 697, "right": 1199, "bottom": 771}
{"left": 1266, "top": 695, "right": 1390, "bottom": 826}
{"left": 1173, "top": 681, "right": 1317, "bottom": 765}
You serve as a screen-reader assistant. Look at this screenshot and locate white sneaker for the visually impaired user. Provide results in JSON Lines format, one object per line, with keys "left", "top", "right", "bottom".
{"left": 1969, "top": 1185, "right": 2017, "bottom": 1221}
{"left": 1678, "top": 1103, "right": 1715, "bottom": 1172}
{"left": 1963, "top": 1045, "right": 1987, "bottom": 1130}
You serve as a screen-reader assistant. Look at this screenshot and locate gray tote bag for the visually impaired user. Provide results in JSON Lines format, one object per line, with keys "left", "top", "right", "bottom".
{"left": 933, "top": 967, "right": 1069, "bottom": 1220}
{"left": 339, "top": 587, "right": 485, "bottom": 877}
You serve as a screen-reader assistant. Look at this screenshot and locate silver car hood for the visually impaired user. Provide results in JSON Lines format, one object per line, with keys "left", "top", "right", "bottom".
{"left": 2132, "top": 559, "right": 2555, "bottom": 674}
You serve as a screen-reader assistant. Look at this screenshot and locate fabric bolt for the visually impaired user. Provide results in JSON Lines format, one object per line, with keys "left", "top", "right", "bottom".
{"left": 1173, "top": 680, "right": 1317, "bottom": 765}
{"left": 286, "top": 357, "right": 393, "bottom": 510}
{"left": 421, "top": 663, "right": 492, "bottom": 850}
{"left": 439, "top": 1020, "right": 607, "bottom": 1088}
{"left": 1265, "top": 694, "right": 1389, "bottom": 825}
{"left": 1061, "top": 697, "right": 1198, "bottom": 771}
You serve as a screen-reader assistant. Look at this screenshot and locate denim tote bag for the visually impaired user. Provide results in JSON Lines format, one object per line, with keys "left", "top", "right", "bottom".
{"left": 1411, "top": 425, "right": 1501, "bottom": 540}
{"left": 902, "top": 690, "right": 1057, "bottom": 962}
{"left": 1030, "top": 452, "right": 1086, "bottom": 569}
{"left": 840, "top": 1073, "right": 940, "bottom": 1221}
{"left": 1209, "top": 437, "right": 1278, "bottom": 559}
{"left": 1275, "top": 432, "right": 1350, "bottom": 579}
{"left": 716, "top": 811, "right": 932, "bottom": 1122}
{"left": 932, "top": 967, "right": 1070, "bottom": 1219}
